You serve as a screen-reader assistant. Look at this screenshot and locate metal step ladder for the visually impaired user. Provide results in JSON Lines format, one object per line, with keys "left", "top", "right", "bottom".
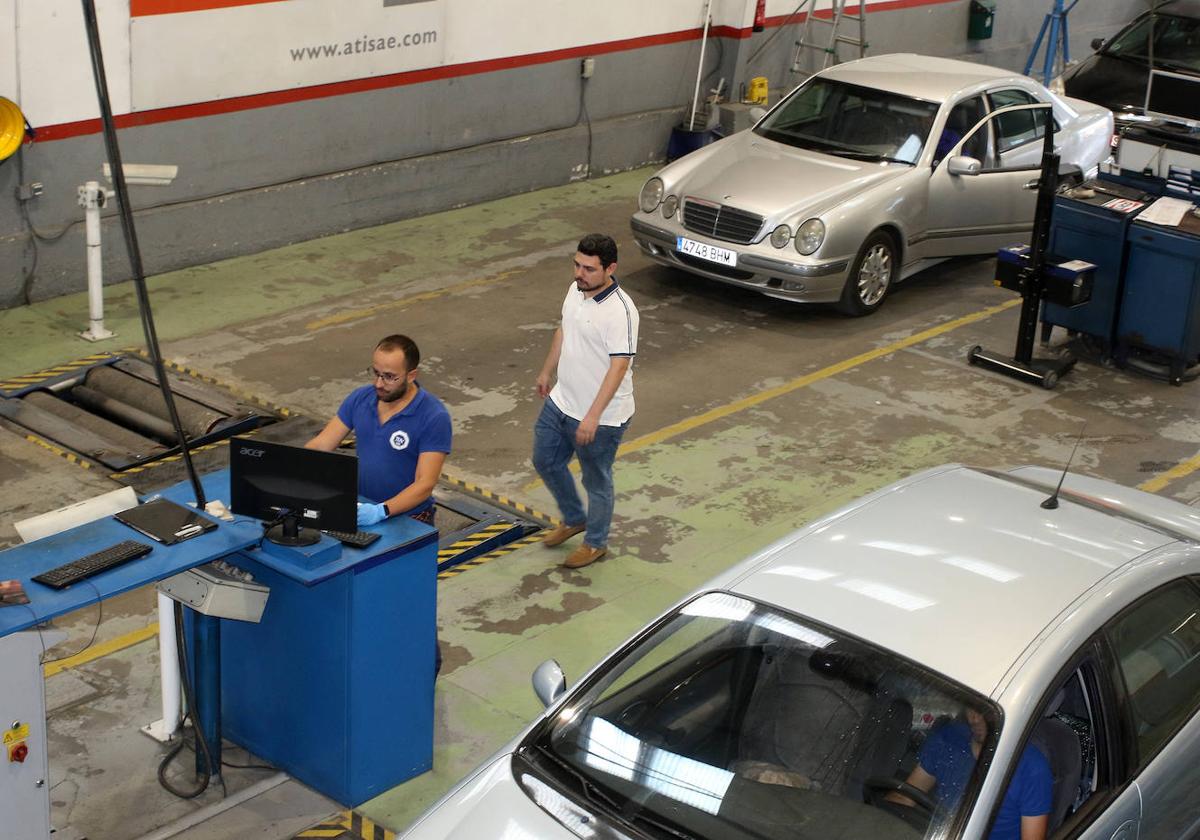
{"left": 790, "top": 0, "right": 868, "bottom": 75}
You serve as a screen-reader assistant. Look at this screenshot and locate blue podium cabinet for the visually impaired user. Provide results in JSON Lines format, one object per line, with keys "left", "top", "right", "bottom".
{"left": 1118, "top": 219, "right": 1200, "bottom": 385}
{"left": 219, "top": 519, "right": 438, "bottom": 807}
{"left": 1041, "top": 180, "right": 1150, "bottom": 353}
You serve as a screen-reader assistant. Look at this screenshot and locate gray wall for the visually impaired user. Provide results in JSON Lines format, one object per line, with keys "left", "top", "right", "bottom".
{"left": 0, "top": 0, "right": 1147, "bottom": 308}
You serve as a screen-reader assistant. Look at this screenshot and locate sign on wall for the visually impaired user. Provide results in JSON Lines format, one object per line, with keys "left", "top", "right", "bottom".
{"left": 130, "top": 0, "right": 445, "bottom": 111}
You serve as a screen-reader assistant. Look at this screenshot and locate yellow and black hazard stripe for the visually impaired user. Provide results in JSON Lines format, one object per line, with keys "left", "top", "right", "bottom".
{"left": 438, "top": 532, "right": 544, "bottom": 580}
{"left": 133, "top": 350, "right": 297, "bottom": 418}
{"left": 295, "top": 809, "right": 394, "bottom": 840}
{"left": 436, "top": 521, "right": 523, "bottom": 567}
{"left": 112, "top": 436, "right": 242, "bottom": 478}
{"left": 0, "top": 351, "right": 129, "bottom": 393}
{"left": 22, "top": 434, "right": 94, "bottom": 470}
{"left": 440, "top": 472, "right": 557, "bottom": 526}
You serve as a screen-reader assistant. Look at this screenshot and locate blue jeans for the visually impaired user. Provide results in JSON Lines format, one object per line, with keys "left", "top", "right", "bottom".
{"left": 532, "top": 399, "right": 628, "bottom": 548}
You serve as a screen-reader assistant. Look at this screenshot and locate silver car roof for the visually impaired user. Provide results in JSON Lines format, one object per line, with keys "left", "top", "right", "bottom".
{"left": 816, "top": 53, "right": 1030, "bottom": 103}
{"left": 725, "top": 464, "right": 1196, "bottom": 697}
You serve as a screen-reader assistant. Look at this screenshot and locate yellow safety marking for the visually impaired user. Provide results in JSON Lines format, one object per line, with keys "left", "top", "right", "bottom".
{"left": 295, "top": 810, "right": 395, "bottom": 840}
{"left": 3, "top": 723, "right": 30, "bottom": 745}
{"left": 133, "top": 350, "right": 296, "bottom": 417}
{"left": 295, "top": 830, "right": 344, "bottom": 839}
{"left": 23, "top": 434, "right": 93, "bottom": 470}
{"left": 437, "top": 533, "right": 544, "bottom": 580}
{"left": 1139, "top": 451, "right": 1200, "bottom": 494}
{"left": 436, "top": 524, "right": 520, "bottom": 561}
{"left": 439, "top": 472, "right": 559, "bottom": 525}
{"left": 0, "top": 351, "right": 126, "bottom": 391}
{"left": 43, "top": 624, "right": 159, "bottom": 678}
{"left": 523, "top": 297, "right": 1024, "bottom": 492}
{"left": 112, "top": 437, "right": 236, "bottom": 477}
{"left": 305, "top": 270, "right": 520, "bottom": 332}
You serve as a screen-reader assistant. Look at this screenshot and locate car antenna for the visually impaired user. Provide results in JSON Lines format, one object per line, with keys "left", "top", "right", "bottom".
{"left": 1042, "top": 422, "right": 1086, "bottom": 510}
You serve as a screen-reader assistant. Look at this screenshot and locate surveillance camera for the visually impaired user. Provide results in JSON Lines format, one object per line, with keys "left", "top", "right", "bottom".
{"left": 102, "top": 162, "right": 178, "bottom": 186}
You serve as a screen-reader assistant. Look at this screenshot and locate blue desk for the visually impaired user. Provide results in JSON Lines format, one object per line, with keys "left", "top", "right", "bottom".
{"left": 0, "top": 470, "right": 439, "bottom": 809}
{"left": 0, "top": 507, "right": 258, "bottom": 636}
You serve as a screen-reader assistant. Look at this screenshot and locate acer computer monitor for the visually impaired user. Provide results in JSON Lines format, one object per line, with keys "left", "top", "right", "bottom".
{"left": 229, "top": 437, "right": 357, "bottom": 546}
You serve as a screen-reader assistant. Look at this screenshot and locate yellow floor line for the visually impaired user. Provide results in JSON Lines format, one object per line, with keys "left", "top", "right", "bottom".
{"left": 306, "top": 270, "right": 519, "bottom": 331}
{"left": 524, "top": 298, "right": 1021, "bottom": 491}
{"left": 1138, "top": 451, "right": 1200, "bottom": 494}
{"left": 43, "top": 624, "right": 158, "bottom": 678}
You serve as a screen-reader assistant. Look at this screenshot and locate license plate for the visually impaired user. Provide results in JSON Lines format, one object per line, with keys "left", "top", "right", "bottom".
{"left": 677, "top": 237, "right": 737, "bottom": 267}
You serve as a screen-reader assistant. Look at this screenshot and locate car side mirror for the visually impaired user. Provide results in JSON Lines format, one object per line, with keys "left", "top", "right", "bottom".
{"left": 947, "top": 155, "right": 982, "bottom": 176}
{"left": 1090, "top": 37, "right": 1104, "bottom": 51}
{"left": 749, "top": 107, "right": 767, "bottom": 123}
{"left": 532, "top": 658, "right": 566, "bottom": 707}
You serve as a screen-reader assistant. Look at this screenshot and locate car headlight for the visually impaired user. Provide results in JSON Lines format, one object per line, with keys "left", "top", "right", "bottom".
{"left": 639, "top": 178, "right": 664, "bottom": 213}
{"left": 769, "top": 224, "right": 791, "bottom": 248}
{"left": 662, "top": 194, "right": 679, "bottom": 219}
{"left": 795, "top": 219, "right": 824, "bottom": 255}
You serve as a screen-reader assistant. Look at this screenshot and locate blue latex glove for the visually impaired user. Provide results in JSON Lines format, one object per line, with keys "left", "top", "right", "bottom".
{"left": 357, "top": 502, "right": 387, "bottom": 528}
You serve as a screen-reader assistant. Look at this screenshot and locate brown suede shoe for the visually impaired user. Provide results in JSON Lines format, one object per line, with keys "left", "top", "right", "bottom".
{"left": 542, "top": 523, "right": 585, "bottom": 547}
{"left": 563, "top": 544, "right": 606, "bottom": 569}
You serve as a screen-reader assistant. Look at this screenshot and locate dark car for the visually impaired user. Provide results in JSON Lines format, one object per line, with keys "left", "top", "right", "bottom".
{"left": 1061, "top": 1, "right": 1200, "bottom": 123}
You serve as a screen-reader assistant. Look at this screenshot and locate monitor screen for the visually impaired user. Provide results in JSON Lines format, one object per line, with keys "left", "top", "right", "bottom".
{"left": 229, "top": 437, "right": 357, "bottom": 545}
{"left": 1146, "top": 69, "right": 1200, "bottom": 127}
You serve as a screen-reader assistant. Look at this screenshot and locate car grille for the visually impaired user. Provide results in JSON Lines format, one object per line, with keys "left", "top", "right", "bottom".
{"left": 682, "top": 200, "right": 764, "bottom": 245}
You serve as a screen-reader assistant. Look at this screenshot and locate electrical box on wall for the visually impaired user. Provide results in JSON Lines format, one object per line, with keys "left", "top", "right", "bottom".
{"left": 969, "top": 0, "right": 995, "bottom": 40}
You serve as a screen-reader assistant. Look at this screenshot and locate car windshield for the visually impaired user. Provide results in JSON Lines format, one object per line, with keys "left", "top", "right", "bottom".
{"left": 754, "top": 78, "right": 938, "bottom": 165}
{"left": 1103, "top": 12, "right": 1200, "bottom": 73}
{"left": 516, "top": 592, "right": 999, "bottom": 840}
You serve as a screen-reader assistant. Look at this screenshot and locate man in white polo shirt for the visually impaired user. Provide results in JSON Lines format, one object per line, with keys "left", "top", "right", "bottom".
{"left": 533, "top": 234, "right": 639, "bottom": 569}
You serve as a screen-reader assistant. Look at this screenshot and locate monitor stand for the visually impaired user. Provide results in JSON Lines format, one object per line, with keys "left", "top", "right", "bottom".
{"left": 265, "top": 514, "right": 320, "bottom": 547}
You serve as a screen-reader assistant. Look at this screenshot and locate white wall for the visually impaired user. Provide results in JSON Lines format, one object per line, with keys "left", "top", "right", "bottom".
{"left": 16, "top": 0, "right": 129, "bottom": 127}
{"left": 12, "top": 0, "right": 910, "bottom": 128}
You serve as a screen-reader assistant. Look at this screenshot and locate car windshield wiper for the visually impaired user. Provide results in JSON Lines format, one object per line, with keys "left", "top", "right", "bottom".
{"left": 828, "top": 148, "right": 915, "bottom": 165}
{"left": 528, "top": 744, "right": 701, "bottom": 840}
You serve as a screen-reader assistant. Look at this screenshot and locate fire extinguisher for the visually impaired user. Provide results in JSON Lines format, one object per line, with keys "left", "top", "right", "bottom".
{"left": 753, "top": 0, "right": 766, "bottom": 32}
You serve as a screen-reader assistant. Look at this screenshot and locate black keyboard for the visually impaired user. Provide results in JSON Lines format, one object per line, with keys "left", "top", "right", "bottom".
{"left": 32, "top": 540, "right": 154, "bottom": 589}
{"left": 322, "top": 529, "right": 381, "bottom": 549}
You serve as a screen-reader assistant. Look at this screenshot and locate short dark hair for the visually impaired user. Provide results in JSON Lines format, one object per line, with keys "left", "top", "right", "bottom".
{"left": 375, "top": 334, "right": 420, "bottom": 369}
{"left": 577, "top": 233, "right": 618, "bottom": 268}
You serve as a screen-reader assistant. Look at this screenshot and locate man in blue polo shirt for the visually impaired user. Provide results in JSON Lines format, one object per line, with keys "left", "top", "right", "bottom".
{"left": 306, "top": 334, "right": 452, "bottom": 528}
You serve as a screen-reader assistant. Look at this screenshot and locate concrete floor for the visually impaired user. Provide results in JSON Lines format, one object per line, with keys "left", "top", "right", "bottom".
{"left": 2, "top": 166, "right": 1199, "bottom": 839}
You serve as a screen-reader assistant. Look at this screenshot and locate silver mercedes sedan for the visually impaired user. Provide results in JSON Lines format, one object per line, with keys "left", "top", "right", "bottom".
{"left": 630, "top": 54, "right": 1114, "bottom": 315}
{"left": 402, "top": 464, "right": 1200, "bottom": 840}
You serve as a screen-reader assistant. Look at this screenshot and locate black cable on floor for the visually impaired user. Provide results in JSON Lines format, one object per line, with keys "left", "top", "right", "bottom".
{"left": 156, "top": 601, "right": 215, "bottom": 799}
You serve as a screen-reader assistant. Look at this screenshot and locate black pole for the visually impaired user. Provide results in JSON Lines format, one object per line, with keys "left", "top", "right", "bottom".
{"left": 1012, "top": 107, "right": 1059, "bottom": 365}
{"left": 79, "top": 0, "right": 206, "bottom": 507}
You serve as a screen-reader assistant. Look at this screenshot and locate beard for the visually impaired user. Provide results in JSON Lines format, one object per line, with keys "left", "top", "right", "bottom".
{"left": 376, "top": 381, "right": 410, "bottom": 402}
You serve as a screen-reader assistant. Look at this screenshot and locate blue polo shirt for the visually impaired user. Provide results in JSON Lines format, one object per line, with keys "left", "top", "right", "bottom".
{"left": 919, "top": 721, "right": 1052, "bottom": 840}
{"left": 336, "top": 384, "right": 452, "bottom": 515}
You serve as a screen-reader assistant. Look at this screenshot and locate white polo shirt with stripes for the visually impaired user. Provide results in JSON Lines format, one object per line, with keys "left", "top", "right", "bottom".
{"left": 549, "top": 279, "right": 639, "bottom": 427}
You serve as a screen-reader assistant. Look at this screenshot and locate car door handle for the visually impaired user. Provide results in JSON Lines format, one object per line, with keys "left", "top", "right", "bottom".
{"left": 1023, "top": 178, "right": 1041, "bottom": 190}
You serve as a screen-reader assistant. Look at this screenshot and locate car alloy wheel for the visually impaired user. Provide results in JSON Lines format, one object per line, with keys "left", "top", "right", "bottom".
{"left": 839, "top": 231, "right": 897, "bottom": 316}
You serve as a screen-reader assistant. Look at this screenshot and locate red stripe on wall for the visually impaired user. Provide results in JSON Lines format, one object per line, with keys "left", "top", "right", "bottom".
{"left": 39, "top": 0, "right": 963, "bottom": 142}
{"left": 131, "top": 0, "right": 285, "bottom": 16}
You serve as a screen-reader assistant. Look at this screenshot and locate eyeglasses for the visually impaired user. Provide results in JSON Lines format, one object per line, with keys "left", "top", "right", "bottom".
{"left": 366, "top": 366, "right": 405, "bottom": 385}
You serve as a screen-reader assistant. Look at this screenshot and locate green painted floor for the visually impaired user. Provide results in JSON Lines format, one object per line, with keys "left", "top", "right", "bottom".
{"left": 4, "top": 165, "right": 1200, "bottom": 839}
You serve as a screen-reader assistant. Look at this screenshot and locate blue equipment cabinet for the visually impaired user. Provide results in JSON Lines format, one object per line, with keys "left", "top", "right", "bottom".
{"left": 218, "top": 517, "right": 438, "bottom": 806}
{"left": 1118, "top": 218, "right": 1200, "bottom": 385}
{"left": 1041, "top": 180, "right": 1152, "bottom": 355}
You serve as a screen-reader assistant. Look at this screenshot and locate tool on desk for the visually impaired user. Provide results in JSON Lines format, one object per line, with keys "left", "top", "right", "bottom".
{"left": 114, "top": 498, "right": 218, "bottom": 545}
{"left": 31, "top": 539, "right": 154, "bottom": 589}
{"left": 321, "top": 529, "right": 382, "bottom": 549}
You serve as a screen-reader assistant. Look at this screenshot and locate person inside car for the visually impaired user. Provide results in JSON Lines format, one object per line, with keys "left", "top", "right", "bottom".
{"left": 888, "top": 708, "right": 1053, "bottom": 840}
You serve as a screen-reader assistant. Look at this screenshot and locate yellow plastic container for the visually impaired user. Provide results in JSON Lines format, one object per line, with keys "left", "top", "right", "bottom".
{"left": 0, "top": 97, "right": 26, "bottom": 162}
{"left": 747, "top": 77, "right": 769, "bottom": 106}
